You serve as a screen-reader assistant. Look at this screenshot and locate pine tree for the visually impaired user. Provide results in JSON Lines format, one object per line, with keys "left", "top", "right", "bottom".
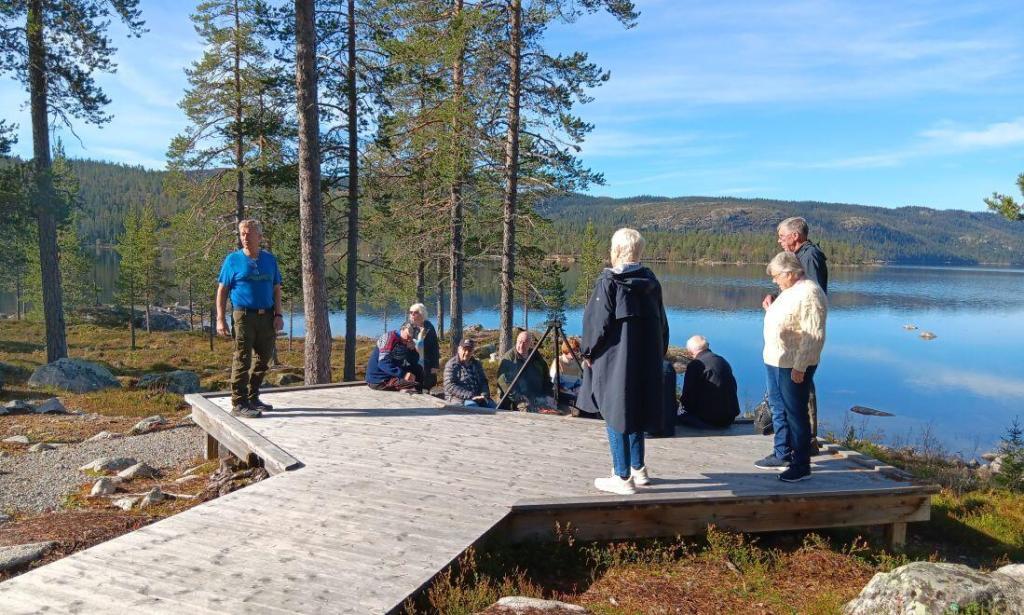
{"left": 116, "top": 205, "right": 160, "bottom": 349}
{"left": 0, "top": 0, "right": 145, "bottom": 362}
{"left": 573, "top": 220, "right": 604, "bottom": 304}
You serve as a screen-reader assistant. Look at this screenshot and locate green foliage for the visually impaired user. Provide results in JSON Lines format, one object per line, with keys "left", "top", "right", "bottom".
{"left": 540, "top": 261, "right": 568, "bottom": 329}
{"left": 984, "top": 173, "right": 1024, "bottom": 222}
{"left": 167, "top": 210, "right": 229, "bottom": 328}
{"left": 572, "top": 220, "right": 603, "bottom": 303}
{"left": 994, "top": 417, "right": 1024, "bottom": 493}
{"left": 116, "top": 205, "right": 163, "bottom": 320}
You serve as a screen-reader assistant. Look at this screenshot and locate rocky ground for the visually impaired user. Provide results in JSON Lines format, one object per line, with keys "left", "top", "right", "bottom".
{"left": 0, "top": 425, "right": 203, "bottom": 513}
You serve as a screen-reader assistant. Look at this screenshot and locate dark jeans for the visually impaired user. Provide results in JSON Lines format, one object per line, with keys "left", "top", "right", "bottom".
{"left": 368, "top": 364, "right": 425, "bottom": 392}
{"left": 677, "top": 409, "right": 729, "bottom": 430}
{"left": 231, "top": 310, "right": 276, "bottom": 406}
{"left": 765, "top": 363, "right": 817, "bottom": 470}
{"left": 606, "top": 425, "right": 645, "bottom": 479}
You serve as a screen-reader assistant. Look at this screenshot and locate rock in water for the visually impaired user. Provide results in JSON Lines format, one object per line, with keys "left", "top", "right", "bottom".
{"left": 129, "top": 415, "right": 168, "bottom": 435}
{"left": 0, "top": 541, "right": 57, "bottom": 572}
{"left": 843, "top": 562, "right": 1024, "bottom": 614}
{"left": 137, "top": 370, "right": 201, "bottom": 394}
{"left": 33, "top": 397, "right": 67, "bottom": 414}
{"left": 90, "top": 477, "right": 117, "bottom": 496}
{"left": 493, "top": 596, "right": 588, "bottom": 613}
{"left": 919, "top": 331, "right": 937, "bottom": 340}
{"left": 117, "top": 462, "right": 158, "bottom": 481}
{"left": 28, "top": 358, "right": 120, "bottom": 393}
{"left": 902, "top": 324, "right": 918, "bottom": 330}
{"left": 850, "top": 405, "right": 895, "bottom": 417}
{"left": 79, "top": 457, "right": 138, "bottom": 473}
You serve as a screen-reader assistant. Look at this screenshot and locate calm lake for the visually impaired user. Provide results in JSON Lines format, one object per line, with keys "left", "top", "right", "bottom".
{"left": 4, "top": 259, "right": 1023, "bottom": 454}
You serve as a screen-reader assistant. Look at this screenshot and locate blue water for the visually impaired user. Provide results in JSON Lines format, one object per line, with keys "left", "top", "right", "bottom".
{"left": 281, "top": 264, "right": 1024, "bottom": 454}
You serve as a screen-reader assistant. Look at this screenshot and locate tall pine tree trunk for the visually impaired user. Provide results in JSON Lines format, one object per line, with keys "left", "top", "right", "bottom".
{"left": 296, "top": 0, "right": 332, "bottom": 383}
{"left": 233, "top": 0, "right": 246, "bottom": 228}
{"left": 342, "top": 0, "right": 359, "bottom": 382}
{"left": 27, "top": 0, "right": 68, "bottom": 362}
{"left": 498, "top": 0, "right": 521, "bottom": 357}
{"left": 448, "top": 0, "right": 465, "bottom": 356}
{"left": 435, "top": 257, "right": 444, "bottom": 341}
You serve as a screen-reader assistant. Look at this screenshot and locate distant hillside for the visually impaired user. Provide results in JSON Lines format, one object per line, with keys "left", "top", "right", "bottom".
{"left": 61, "top": 159, "right": 1024, "bottom": 265}
{"left": 540, "top": 194, "right": 1024, "bottom": 265}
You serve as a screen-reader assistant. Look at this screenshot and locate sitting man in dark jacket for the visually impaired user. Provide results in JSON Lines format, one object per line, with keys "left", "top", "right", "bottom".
{"left": 366, "top": 321, "right": 423, "bottom": 392}
{"left": 496, "top": 331, "right": 554, "bottom": 411}
{"left": 678, "top": 335, "right": 740, "bottom": 429}
{"left": 443, "top": 338, "right": 495, "bottom": 408}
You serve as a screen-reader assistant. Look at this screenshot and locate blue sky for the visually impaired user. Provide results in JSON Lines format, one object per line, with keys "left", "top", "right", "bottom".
{"left": 2, "top": 0, "right": 1023, "bottom": 210}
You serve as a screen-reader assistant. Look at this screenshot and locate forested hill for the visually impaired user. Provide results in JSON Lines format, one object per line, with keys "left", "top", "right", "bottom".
{"left": 65, "top": 158, "right": 1024, "bottom": 265}
{"left": 540, "top": 194, "right": 1024, "bottom": 265}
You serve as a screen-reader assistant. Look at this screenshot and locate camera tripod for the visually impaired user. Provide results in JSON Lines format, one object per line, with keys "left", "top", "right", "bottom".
{"left": 495, "top": 321, "right": 586, "bottom": 413}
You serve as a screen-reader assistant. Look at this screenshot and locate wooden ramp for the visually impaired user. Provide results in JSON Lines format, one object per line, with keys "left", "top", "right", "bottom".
{"left": 0, "top": 385, "right": 937, "bottom": 614}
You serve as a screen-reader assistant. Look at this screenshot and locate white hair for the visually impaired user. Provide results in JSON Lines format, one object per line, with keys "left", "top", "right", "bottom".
{"left": 767, "top": 252, "right": 805, "bottom": 277}
{"left": 610, "top": 227, "right": 645, "bottom": 266}
{"left": 408, "top": 303, "right": 427, "bottom": 318}
{"left": 686, "top": 335, "right": 709, "bottom": 355}
{"left": 777, "top": 217, "right": 809, "bottom": 239}
{"left": 238, "top": 219, "right": 263, "bottom": 234}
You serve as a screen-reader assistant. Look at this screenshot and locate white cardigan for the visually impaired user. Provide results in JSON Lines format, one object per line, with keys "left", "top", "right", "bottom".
{"left": 763, "top": 279, "right": 827, "bottom": 371}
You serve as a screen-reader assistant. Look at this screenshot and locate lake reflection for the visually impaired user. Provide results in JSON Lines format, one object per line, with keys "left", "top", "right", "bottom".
{"left": 4, "top": 260, "right": 1023, "bottom": 453}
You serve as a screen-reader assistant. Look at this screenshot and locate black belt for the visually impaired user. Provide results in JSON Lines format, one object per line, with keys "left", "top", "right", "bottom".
{"left": 235, "top": 308, "right": 273, "bottom": 314}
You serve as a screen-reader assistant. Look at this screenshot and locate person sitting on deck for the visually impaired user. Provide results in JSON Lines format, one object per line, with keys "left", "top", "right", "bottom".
{"left": 678, "top": 335, "right": 740, "bottom": 429}
{"left": 497, "top": 331, "right": 555, "bottom": 412}
{"left": 407, "top": 303, "right": 441, "bottom": 391}
{"left": 550, "top": 337, "right": 583, "bottom": 406}
{"left": 443, "top": 338, "right": 495, "bottom": 408}
{"left": 366, "top": 321, "right": 424, "bottom": 392}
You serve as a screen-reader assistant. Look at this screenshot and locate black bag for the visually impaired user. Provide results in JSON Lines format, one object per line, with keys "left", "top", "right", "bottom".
{"left": 647, "top": 360, "right": 679, "bottom": 438}
{"left": 753, "top": 395, "right": 774, "bottom": 435}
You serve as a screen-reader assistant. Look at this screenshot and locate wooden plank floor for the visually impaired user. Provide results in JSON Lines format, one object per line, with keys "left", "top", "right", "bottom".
{"left": 0, "top": 385, "right": 935, "bottom": 614}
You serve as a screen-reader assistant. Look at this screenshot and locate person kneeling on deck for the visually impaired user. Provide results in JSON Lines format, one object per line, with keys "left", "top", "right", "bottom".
{"left": 216, "top": 219, "right": 284, "bottom": 418}
{"left": 443, "top": 338, "right": 496, "bottom": 408}
{"left": 579, "top": 228, "right": 669, "bottom": 495}
{"left": 496, "top": 331, "right": 556, "bottom": 412}
{"left": 678, "top": 335, "right": 740, "bottom": 429}
{"left": 366, "top": 321, "right": 424, "bottom": 392}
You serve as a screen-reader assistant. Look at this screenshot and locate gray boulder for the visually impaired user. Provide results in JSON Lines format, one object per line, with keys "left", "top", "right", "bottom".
{"left": 492, "top": 597, "right": 588, "bottom": 613}
{"left": 139, "top": 310, "right": 190, "bottom": 332}
{"left": 138, "top": 487, "right": 166, "bottom": 508}
{"left": 266, "top": 371, "right": 303, "bottom": 387}
{"left": 4, "top": 400, "right": 34, "bottom": 414}
{"left": 28, "top": 358, "right": 120, "bottom": 393}
{"left": 117, "top": 462, "right": 158, "bottom": 481}
{"left": 112, "top": 497, "right": 137, "bottom": 511}
{"left": 90, "top": 477, "right": 118, "bottom": 496}
{"left": 3, "top": 435, "right": 29, "bottom": 445}
{"left": 85, "top": 431, "right": 119, "bottom": 442}
{"left": 79, "top": 456, "right": 137, "bottom": 473}
{"left": 33, "top": 397, "right": 67, "bottom": 414}
{"left": 0, "top": 541, "right": 56, "bottom": 572}
{"left": 982, "top": 452, "right": 998, "bottom": 462}
{"left": 129, "top": 415, "right": 167, "bottom": 435}
{"left": 137, "top": 370, "right": 201, "bottom": 394}
{"left": 844, "top": 561, "right": 1024, "bottom": 614}
{"left": 28, "top": 442, "right": 55, "bottom": 453}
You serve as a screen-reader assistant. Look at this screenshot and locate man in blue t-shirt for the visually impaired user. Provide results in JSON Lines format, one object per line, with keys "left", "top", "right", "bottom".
{"left": 216, "top": 219, "right": 284, "bottom": 418}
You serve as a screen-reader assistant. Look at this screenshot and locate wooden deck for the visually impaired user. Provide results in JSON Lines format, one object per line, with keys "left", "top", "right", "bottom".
{"left": 0, "top": 384, "right": 937, "bottom": 614}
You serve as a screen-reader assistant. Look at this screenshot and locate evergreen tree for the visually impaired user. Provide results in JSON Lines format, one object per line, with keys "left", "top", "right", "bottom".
{"left": 995, "top": 417, "right": 1024, "bottom": 493}
{"left": 116, "top": 205, "right": 160, "bottom": 349}
{"left": 540, "top": 261, "right": 568, "bottom": 329}
{"left": 0, "top": 0, "right": 145, "bottom": 362}
{"left": 573, "top": 220, "right": 603, "bottom": 304}
{"left": 986, "top": 173, "right": 1024, "bottom": 222}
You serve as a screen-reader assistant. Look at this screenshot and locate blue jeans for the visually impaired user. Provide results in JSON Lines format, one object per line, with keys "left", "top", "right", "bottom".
{"left": 606, "top": 425, "right": 645, "bottom": 479}
{"left": 765, "top": 364, "right": 817, "bottom": 470}
{"left": 463, "top": 398, "right": 496, "bottom": 409}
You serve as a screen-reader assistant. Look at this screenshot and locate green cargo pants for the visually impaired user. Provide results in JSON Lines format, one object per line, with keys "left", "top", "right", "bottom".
{"left": 231, "top": 309, "right": 276, "bottom": 406}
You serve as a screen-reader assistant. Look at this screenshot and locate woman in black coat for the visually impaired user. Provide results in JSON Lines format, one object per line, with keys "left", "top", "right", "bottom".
{"left": 408, "top": 303, "right": 440, "bottom": 389}
{"left": 579, "top": 228, "right": 669, "bottom": 495}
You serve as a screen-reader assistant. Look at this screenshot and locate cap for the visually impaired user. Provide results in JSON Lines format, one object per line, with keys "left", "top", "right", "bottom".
{"left": 459, "top": 338, "right": 476, "bottom": 348}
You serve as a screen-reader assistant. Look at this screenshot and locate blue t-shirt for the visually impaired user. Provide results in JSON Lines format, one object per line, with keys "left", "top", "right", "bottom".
{"left": 217, "top": 249, "right": 282, "bottom": 309}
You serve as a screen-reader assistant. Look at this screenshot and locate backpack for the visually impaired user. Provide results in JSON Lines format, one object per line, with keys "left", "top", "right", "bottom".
{"left": 753, "top": 395, "right": 774, "bottom": 435}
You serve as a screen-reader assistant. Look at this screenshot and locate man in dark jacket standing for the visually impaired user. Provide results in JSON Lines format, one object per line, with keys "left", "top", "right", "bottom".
{"left": 580, "top": 228, "right": 669, "bottom": 495}
{"left": 678, "top": 335, "right": 740, "bottom": 429}
{"left": 762, "top": 216, "right": 828, "bottom": 449}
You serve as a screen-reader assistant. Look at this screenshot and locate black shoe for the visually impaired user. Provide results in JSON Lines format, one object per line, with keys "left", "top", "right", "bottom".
{"left": 230, "top": 403, "right": 262, "bottom": 418}
{"left": 779, "top": 465, "right": 811, "bottom": 482}
{"left": 754, "top": 455, "right": 789, "bottom": 471}
{"left": 249, "top": 397, "right": 274, "bottom": 412}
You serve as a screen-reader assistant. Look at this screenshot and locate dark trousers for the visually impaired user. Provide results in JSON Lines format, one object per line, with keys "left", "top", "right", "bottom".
{"left": 765, "top": 364, "right": 817, "bottom": 471}
{"left": 231, "top": 310, "right": 276, "bottom": 406}
{"left": 368, "top": 364, "right": 425, "bottom": 393}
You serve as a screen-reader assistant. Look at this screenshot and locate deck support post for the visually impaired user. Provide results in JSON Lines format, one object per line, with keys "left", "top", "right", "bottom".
{"left": 885, "top": 521, "right": 907, "bottom": 550}
{"left": 205, "top": 433, "right": 220, "bottom": 460}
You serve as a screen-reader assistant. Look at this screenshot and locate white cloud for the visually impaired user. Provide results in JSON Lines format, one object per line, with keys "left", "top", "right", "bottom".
{"left": 921, "top": 118, "right": 1024, "bottom": 149}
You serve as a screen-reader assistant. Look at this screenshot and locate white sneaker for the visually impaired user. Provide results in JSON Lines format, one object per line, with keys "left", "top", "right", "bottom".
{"left": 631, "top": 466, "right": 651, "bottom": 486}
{"left": 594, "top": 475, "right": 636, "bottom": 495}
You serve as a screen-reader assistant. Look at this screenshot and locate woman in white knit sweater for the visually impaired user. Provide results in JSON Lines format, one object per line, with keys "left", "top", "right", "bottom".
{"left": 754, "top": 252, "right": 827, "bottom": 482}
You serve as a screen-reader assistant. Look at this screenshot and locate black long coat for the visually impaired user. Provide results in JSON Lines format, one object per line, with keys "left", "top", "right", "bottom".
{"left": 578, "top": 266, "right": 669, "bottom": 433}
